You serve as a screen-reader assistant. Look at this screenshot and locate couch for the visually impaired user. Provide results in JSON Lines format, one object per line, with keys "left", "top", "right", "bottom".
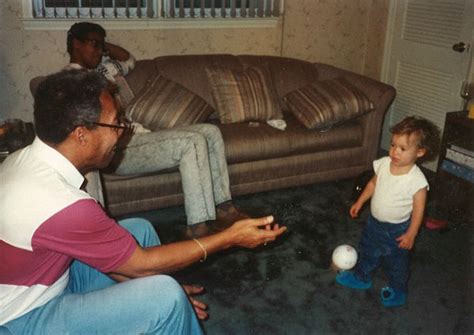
{"left": 31, "top": 55, "right": 396, "bottom": 217}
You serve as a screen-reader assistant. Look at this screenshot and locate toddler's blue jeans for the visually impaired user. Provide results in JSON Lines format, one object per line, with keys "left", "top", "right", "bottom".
{"left": 4, "top": 218, "right": 203, "bottom": 335}
{"left": 354, "top": 214, "right": 410, "bottom": 293}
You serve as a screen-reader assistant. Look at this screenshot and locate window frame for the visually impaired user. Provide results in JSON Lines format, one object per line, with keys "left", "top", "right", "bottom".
{"left": 22, "top": 0, "right": 283, "bottom": 30}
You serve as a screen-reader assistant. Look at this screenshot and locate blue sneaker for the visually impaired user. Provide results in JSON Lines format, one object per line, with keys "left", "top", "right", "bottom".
{"left": 380, "top": 287, "right": 406, "bottom": 307}
{"left": 336, "top": 271, "right": 372, "bottom": 290}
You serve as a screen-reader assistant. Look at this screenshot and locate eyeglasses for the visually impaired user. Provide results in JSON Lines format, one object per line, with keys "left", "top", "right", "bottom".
{"left": 84, "top": 119, "right": 134, "bottom": 134}
{"left": 93, "top": 121, "right": 129, "bottom": 132}
{"left": 82, "top": 38, "right": 105, "bottom": 50}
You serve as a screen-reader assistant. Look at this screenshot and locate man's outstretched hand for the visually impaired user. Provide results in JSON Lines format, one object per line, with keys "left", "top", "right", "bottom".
{"left": 227, "top": 215, "right": 287, "bottom": 249}
{"left": 180, "top": 216, "right": 285, "bottom": 321}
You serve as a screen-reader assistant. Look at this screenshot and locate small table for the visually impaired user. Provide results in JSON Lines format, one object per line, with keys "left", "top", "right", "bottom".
{"left": 433, "top": 111, "right": 474, "bottom": 220}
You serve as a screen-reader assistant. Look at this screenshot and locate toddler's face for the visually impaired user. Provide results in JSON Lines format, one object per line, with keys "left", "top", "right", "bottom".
{"left": 389, "top": 133, "right": 425, "bottom": 168}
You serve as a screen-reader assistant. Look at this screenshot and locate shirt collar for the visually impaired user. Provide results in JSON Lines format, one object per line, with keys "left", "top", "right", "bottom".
{"left": 64, "top": 63, "right": 84, "bottom": 70}
{"left": 31, "top": 137, "right": 85, "bottom": 190}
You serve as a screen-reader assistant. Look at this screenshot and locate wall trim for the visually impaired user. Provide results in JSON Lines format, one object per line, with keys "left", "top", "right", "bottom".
{"left": 23, "top": 17, "right": 280, "bottom": 30}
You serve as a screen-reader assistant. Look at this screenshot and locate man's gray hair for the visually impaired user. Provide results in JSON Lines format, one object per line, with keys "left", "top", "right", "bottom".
{"left": 34, "top": 69, "right": 109, "bottom": 144}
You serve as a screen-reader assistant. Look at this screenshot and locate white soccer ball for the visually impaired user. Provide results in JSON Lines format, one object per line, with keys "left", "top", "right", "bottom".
{"left": 332, "top": 244, "right": 358, "bottom": 270}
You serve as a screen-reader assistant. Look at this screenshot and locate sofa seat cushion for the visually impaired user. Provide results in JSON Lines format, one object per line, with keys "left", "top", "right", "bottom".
{"left": 215, "top": 114, "right": 363, "bottom": 165}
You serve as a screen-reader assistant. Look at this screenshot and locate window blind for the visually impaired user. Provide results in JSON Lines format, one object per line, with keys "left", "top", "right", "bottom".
{"left": 32, "top": 0, "right": 282, "bottom": 19}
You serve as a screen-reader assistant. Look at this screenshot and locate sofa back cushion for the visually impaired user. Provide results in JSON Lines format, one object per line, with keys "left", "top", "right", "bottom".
{"left": 123, "top": 59, "right": 158, "bottom": 94}
{"left": 238, "top": 55, "right": 320, "bottom": 99}
{"left": 136, "top": 55, "right": 319, "bottom": 109}
{"left": 206, "top": 66, "right": 282, "bottom": 124}
{"left": 284, "top": 77, "right": 374, "bottom": 131}
{"left": 126, "top": 74, "right": 214, "bottom": 130}
{"left": 152, "top": 54, "right": 242, "bottom": 108}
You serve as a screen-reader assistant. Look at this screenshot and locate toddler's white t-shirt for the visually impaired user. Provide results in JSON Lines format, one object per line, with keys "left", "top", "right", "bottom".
{"left": 371, "top": 156, "right": 428, "bottom": 223}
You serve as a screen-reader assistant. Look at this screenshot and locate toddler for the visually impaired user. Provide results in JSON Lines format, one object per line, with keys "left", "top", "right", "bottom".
{"left": 336, "top": 116, "right": 440, "bottom": 307}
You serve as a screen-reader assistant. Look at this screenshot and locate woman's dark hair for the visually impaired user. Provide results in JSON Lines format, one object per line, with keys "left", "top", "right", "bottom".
{"left": 67, "top": 22, "right": 106, "bottom": 55}
{"left": 34, "top": 69, "right": 108, "bottom": 144}
{"left": 390, "top": 116, "right": 441, "bottom": 161}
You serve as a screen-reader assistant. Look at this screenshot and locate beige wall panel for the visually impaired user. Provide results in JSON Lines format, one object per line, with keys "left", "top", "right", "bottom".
{"left": 113, "top": 28, "right": 281, "bottom": 60}
{"left": 0, "top": 0, "right": 388, "bottom": 121}
{"left": 282, "top": 0, "right": 388, "bottom": 79}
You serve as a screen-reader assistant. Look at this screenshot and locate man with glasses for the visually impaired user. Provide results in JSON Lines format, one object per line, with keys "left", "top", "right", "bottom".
{"left": 65, "top": 22, "right": 249, "bottom": 237}
{"left": 0, "top": 69, "right": 286, "bottom": 333}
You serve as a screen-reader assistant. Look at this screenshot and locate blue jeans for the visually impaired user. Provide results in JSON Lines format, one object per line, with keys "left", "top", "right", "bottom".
{"left": 4, "top": 218, "right": 203, "bottom": 335}
{"left": 86, "top": 124, "right": 232, "bottom": 225}
{"left": 354, "top": 215, "right": 410, "bottom": 292}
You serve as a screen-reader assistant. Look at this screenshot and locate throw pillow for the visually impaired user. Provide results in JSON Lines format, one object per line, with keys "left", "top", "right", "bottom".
{"left": 284, "top": 78, "right": 374, "bottom": 130}
{"left": 126, "top": 74, "right": 214, "bottom": 130}
{"left": 206, "top": 66, "right": 282, "bottom": 124}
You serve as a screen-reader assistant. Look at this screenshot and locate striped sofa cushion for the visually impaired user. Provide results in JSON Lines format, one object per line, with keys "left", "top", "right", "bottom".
{"left": 206, "top": 66, "right": 282, "bottom": 124}
{"left": 284, "top": 78, "right": 374, "bottom": 130}
{"left": 126, "top": 74, "right": 214, "bottom": 130}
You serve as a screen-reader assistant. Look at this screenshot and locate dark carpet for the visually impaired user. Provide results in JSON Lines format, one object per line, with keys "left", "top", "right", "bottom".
{"left": 125, "top": 178, "right": 473, "bottom": 335}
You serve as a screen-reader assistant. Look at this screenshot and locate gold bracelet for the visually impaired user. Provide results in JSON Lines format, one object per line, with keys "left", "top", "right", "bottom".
{"left": 193, "top": 238, "right": 207, "bottom": 262}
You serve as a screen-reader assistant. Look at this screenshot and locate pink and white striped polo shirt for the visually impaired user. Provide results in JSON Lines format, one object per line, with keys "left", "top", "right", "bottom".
{"left": 0, "top": 138, "right": 136, "bottom": 324}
